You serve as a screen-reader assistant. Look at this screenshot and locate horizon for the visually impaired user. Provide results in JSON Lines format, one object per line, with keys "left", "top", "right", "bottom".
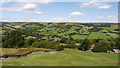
{"left": 1, "top": 21, "right": 118, "bottom": 24}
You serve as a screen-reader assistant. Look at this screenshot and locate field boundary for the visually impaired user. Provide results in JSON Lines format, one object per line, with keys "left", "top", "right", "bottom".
{"left": 0, "top": 50, "right": 56, "bottom": 59}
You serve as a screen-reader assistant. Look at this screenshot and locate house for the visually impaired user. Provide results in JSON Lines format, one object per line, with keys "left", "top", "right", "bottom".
{"left": 107, "top": 51, "right": 110, "bottom": 53}
{"left": 53, "top": 37, "right": 61, "bottom": 41}
{"left": 86, "top": 45, "right": 95, "bottom": 52}
{"left": 91, "top": 45, "right": 95, "bottom": 49}
{"left": 42, "top": 37, "right": 48, "bottom": 40}
{"left": 113, "top": 48, "right": 120, "bottom": 53}
{"left": 50, "top": 37, "right": 61, "bottom": 41}
{"left": 107, "top": 50, "right": 112, "bottom": 53}
{"left": 87, "top": 49, "right": 92, "bottom": 52}
{"left": 106, "top": 48, "right": 120, "bottom": 54}
{"left": 63, "top": 35, "right": 69, "bottom": 38}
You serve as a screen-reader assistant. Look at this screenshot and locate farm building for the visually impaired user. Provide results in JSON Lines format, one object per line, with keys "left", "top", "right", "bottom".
{"left": 87, "top": 49, "right": 92, "bottom": 52}
{"left": 107, "top": 48, "right": 120, "bottom": 54}
{"left": 91, "top": 45, "right": 95, "bottom": 49}
{"left": 113, "top": 48, "right": 120, "bottom": 53}
{"left": 107, "top": 51, "right": 112, "bottom": 53}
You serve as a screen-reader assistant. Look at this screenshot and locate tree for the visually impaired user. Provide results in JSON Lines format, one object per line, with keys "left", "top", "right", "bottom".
{"left": 56, "top": 45, "right": 64, "bottom": 51}
{"left": 32, "top": 41, "right": 40, "bottom": 48}
{"left": 24, "top": 38, "right": 35, "bottom": 47}
{"left": 69, "top": 36, "right": 73, "bottom": 40}
{"left": 78, "top": 39, "right": 91, "bottom": 51}
{"left": 60, "top": 37, "right": 67, "bottom": 43}
{"left": 67, "top": 41, "right": 76, "bottom": 49}
{"left": 114, "top": 37, "right": 120, "bottom": 49}
{"left": 3, "top": 31, "right": 9, "bottom": 35}
{"left": 2, "top": 30, "right": 24, "bottom": 48}
{"left": 93, "top": 40, "right": 113, "bottom": 52}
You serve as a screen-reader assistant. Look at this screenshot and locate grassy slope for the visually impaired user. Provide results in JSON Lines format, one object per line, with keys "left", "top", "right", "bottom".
{"left": 2, "top": 49, "right": 118, "bottom": 66}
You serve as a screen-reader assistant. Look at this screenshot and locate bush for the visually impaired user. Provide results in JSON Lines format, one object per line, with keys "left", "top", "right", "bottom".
{"left": 56, "top": 45, "right": 64, "bottom": 51}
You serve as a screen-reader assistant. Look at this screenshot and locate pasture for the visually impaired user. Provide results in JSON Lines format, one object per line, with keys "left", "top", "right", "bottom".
{"left": 88, "top": 32, "right": 108, "bottom": 39}
{"left": 107, "top": 33, "right": 118, "bottom": 38}
{"left": 72, "top": 35, "right": 88, "bottom": 39}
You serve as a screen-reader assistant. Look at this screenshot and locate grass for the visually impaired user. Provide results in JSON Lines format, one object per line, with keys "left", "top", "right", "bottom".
{"left": 80, "top": 32, "right": 90, "bottom": 35}
{"left": 25, "top": 36, "right": 37, "bottom": 39}
{"left": 107, "top": 33, "right": 118, "bottom": 38}
{"left": 57, "top": 30, "right": 76, "bottom": 36}
{"left": 2, "top": 49, "right": 118, "bottom": 66}
{"left": 88, "top": 32, "right": 108, "bottom": 39}
{"left": 57, "top": 33, "right": 65, "bottom": 36}
{"left": 109, "top": 30, "right": 118, "bottom": 33}
{"left": 99, "top": 29, "right": 109, "bottom": 33}
{"left": 2, "top": 48, "right": 52, "bottom": 55}
{"left": 72, "top": 35, "right": 88, "bottom": 39}
{"left": 65, "top": 30, "right": 76, "bottom": 34}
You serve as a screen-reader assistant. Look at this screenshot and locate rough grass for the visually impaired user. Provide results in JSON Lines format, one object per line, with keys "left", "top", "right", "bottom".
{"left": 2, "top": 49, "right": 118, "bottom": 66}
{"left": 2, "top": 48, "right": 53, "bottom": 55}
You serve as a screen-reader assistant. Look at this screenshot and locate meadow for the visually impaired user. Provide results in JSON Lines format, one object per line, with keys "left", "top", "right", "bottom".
{"left": 2, "top": 49, "right": 118, "bottom": 66}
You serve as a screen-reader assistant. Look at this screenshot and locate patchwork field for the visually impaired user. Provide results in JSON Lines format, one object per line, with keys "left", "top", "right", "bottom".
{"left": 88, "top": 32, "right": 109, "bottom": 39}
{"left": 2, "top": 22, "right": 119, "bottom": 40}
{"left": 2, "top": 49, "right": 118, "bottom": 66}
{"left": 107, "top": 33, "right": 118, "bottom": 38}
{"left": 72, "top": 35, "right": 88, "bottom": 39}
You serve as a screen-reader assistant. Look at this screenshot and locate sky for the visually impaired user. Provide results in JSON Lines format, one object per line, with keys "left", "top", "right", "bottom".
{"left": 0, "top": 0, "right": 118, "bottom": 23}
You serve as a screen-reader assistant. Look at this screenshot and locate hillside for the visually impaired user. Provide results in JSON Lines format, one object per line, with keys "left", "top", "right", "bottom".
{"left": 2, "top": 49, "right": 118, "bottom": 66}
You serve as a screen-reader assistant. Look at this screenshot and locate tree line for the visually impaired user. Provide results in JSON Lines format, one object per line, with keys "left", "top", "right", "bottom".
{"left": 2, "top": 30, "right": 120, "bottom": 52}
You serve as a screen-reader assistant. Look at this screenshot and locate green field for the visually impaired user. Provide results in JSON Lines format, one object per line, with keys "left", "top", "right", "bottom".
{"left": 2, "top": 22, "right": 119, "bottom": 40}
{"left": 72, "top": 35, "right": 88, "bottom": 39}
{"left": 88, "top": 32, "right": 108, "bottom": 39}
{"left": 2, "top": 49, "right": 118, "bottom": 66}
{"left": 107, "top": 33, "right": 118, "bottom": 38}
{"left": 80, "top": 32, "right": 90, "bottom": 35}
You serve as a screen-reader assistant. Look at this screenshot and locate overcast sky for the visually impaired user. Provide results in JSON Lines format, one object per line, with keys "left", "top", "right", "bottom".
{"left": 0, "top": 0, "right": 118, "bottom": 23}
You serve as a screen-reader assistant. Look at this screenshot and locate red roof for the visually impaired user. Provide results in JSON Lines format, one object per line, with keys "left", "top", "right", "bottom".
{"left": 91, "top": 45, "right": 95, "bottom": 48}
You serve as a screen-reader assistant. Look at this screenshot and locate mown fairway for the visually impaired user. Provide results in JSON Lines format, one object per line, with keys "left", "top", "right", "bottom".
{"left": 2, "top": 49, "right": 118, "bottom": 66}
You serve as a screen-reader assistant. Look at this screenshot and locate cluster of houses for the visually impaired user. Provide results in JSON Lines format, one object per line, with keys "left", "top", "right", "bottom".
{"left": 41, "top": 35, "right": 70, "bottom": 41}
{"left": 63, "top": 35, "right": 70, "bottom": 38}
{"left": 42, "top": 36, "right": 61, "bottom": 41}
{"left": 107, "top": 48, "right": 120, "bottom": 54}
{"left": 87, "top": 45, "right": 120, "bottom": 54}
